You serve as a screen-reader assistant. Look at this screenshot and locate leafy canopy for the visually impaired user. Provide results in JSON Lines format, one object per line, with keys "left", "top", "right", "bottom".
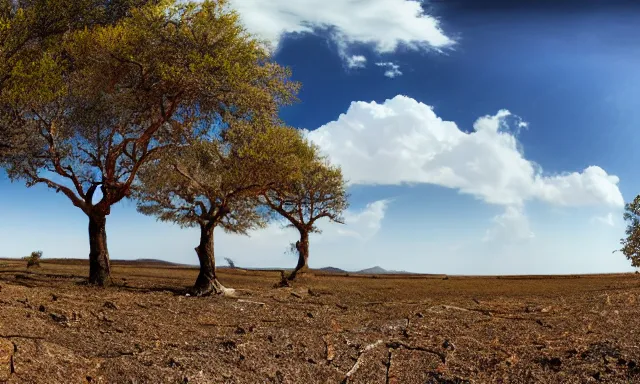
{"left": 263, "top": 144, "right": 349, "bottom": 234}
{"left": 620, "top": 195, "right": 640, "bottom": 268}
{"left": 135, "top": 123, "right": 312, "bottom": 233}
{"left": 0, "top": 0, "right": 154, "bottom": 153}
{"left": 0, "top": 0, "right": 299, "bottom": 217}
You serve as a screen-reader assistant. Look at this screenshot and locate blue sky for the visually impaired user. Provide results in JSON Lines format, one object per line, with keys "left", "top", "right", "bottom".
{"left": 1, "top": 0, "right": 639, "bottom": 274}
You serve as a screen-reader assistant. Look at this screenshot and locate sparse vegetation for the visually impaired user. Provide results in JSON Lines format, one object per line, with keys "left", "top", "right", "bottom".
{"left": 0, "top": 1, "right": 632, "bottom": 383}
{"left": 24, "top": 251, "right": 42, "bottom": 268}
{"left": 0, "top": 0, "right": 299, "bottom": 286}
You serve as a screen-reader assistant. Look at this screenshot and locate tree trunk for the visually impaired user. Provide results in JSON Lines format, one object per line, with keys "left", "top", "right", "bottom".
{"left": 192, "top": 224, "right": 233, "bottom": 296}
{"left": 88, "top": 214, "right": 111, "bottom": 286}
{"left": 288, "top": 230, "right": 309, "bottom": 280}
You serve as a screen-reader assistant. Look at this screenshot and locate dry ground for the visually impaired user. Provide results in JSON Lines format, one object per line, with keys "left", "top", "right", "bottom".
{"left": 1, "top": 259, "right": 640, "bottom": 383}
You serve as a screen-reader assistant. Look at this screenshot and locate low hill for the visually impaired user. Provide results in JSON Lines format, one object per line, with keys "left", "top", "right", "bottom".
{"left": 316, "top": 265, "right": 411, "bottom": 274}
{"left": 119, "top": 259, "right": 183, "bottom": 266}
{"left": 355, "top": 266, "right": 410, "bottom": 274}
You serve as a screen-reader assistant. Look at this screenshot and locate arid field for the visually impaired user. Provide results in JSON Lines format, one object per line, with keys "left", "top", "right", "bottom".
{"left": 1, "top": 259, "right": 639, "bottom": 384}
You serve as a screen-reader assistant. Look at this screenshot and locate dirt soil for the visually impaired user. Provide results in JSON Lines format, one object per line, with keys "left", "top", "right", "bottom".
{"left": 1, "top": 259, "right": 640, "bottom": 384}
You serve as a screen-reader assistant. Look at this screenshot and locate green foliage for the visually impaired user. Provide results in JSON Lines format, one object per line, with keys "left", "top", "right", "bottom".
{"left": 0, "top": 0, "right": 299, "bottom": 220}
{"left": 0, "top": 0, "right": 148, "bottom": 156}
{"left": 263, "top": 145, "right": 349, "bottom": 235}
{"left": 134, "top": 123, "right": 310, "bottom": 233}
{"left": 24, "top": 250, "right": 43, "bottom": 268}
{"left": 620, "top": 195, "right": 640, "bottom": 268}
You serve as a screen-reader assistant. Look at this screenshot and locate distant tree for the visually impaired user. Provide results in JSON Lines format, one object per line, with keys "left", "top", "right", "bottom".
{"left": 0, "top": 0, "right": 298, "bottom": 286}
{"left": 620, "top": 195, "right": 640, "bottom": 268}
{"left": 134, "top": 124, "right": 309, "bottom": 295}
{"left": 263, "top": 149, "right": 349, "bottom": 280}
{"left": 24, "top": 250, "right": 42, "bottom": 268}
{"left": 224, "top": 258, "right": 236, "bottom": 269}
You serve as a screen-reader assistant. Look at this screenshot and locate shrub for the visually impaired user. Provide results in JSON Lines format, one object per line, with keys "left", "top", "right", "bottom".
{"left": 25, "top": 251, "right": 43, "bottom": 268}
{"left": 224, "top": 257, "right": 236, "bottom": 269}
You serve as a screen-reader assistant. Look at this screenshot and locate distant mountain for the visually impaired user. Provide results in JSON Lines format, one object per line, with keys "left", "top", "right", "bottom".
{"left": 132, "top": 259, "right": 178, "bottom": 264}
{"left": 113, "top": 259, "right": 188, "bottom": 267}
{"left": 317, "top": 265, "right": 410, "bottom": 274}
{"left": 356, "top": 266, "right": 409, "bottom": 274}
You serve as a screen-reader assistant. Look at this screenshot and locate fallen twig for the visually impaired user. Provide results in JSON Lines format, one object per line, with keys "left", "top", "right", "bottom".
{"left": 342, "top": 339, "right": 383, "bottom": 383}
{"left": 426, "top": 305, "right": 492, "bottom": 316}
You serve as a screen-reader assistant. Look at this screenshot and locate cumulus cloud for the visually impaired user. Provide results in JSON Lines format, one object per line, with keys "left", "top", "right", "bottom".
{"left": 376, "top": 62, "right": 403, "bottom": 78}
{"left": 307, "top": 95, "right": 624, "bottom": 208}
{"left": 591, "top": 212, "right": 615, "bottom": 226}
{"left": 229, "top": 0, "right": 453, "bottom": 61}
{"left": 346, "top": 55, "right": 367, "bottom": 69}
{"left": 483, "top": 206, "right": 535, "bottom": 243}
{"left": 334, "top": 200, "right": 389, "bottom": 240}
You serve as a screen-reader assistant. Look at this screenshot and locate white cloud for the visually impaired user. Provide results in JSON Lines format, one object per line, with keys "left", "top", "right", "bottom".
{"left": 229, "top": 0, "right": 453, "bottom": 60}
{"left": 483, "top": 206, "right": 535, "bottom": 243}
{"left": 334, "top": 200, "right": 389, "bottom": 240}
{"left": 591, "top": 212, "right": 615, "bottom": 226}
{"left": 376, "top": 62, "right": 403, "bottom": 78}
{"left": 307, "top": 95, "right": 624, "bottom": 208}
{"left": 346, "top": 55, "right": 367, "bottom": 69}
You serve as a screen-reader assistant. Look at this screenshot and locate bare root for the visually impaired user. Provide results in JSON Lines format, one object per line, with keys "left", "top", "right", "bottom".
{"left": 191, "top": 279, "right": 235, "bottom": 297}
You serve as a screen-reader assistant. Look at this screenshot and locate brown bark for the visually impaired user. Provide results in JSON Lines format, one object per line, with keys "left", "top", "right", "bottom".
{"left": 88, "top": 214, "right": 111, "bottom": 286}
{"left": 288, "top": 230, "right": 309, "bottom": 280}
{"left": 192, "top": 223, "right": 229, "bottom": 296}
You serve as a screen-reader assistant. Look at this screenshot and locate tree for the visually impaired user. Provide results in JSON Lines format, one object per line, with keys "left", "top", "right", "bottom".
{"left": 134, "top": 123, "right": 309, "bottom": 295}
{"left": 0, "top": 0, "right": 298, "bottom": 286}
{"left": 620, "top": 195, "right": 640, "bottom": 268}
{"left": 263, "top": 149, "right": 349, "bottom": 280}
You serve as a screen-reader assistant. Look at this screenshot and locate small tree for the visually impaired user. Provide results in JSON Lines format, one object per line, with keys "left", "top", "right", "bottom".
{"left": 224, "top": 257, "right": 236, "bottom": 269}
{"left": 24, "top": 251, "right": 43, "bottom": 268}
{"left": 0, "top": 0, "right": 298, "bottom": 286}
{"left": 620, "top": 195, "right": 640, "bottom": 268}
{"left": 263, "top": 149, "right": 349, "bottom": 280}
{"left": 134, "top": 124, "right": 309, "bottom": 295}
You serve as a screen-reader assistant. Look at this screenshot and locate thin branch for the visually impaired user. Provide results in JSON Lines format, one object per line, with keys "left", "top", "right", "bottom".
{"left": 27, "top": 173, "right": 86, "bottom": 211}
